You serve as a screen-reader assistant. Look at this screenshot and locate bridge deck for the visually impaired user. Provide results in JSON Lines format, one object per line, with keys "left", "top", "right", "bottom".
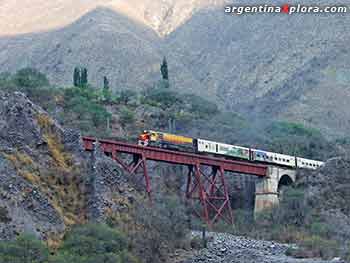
{"left": 82, "top": 137, "right": 267, "bottom": 177}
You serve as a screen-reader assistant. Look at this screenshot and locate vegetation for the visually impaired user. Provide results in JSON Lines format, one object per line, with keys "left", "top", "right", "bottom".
{"left": 265, "top": 121, "right": 330, "bottom": 160}
{"left": 0, "top": 67, "right": 347, "bottom": 262}
{"left": 0, "top": 234, "right": 49, "bottom": 263}
{"left": 73, "top": 67, "right": 88, "bottom": 88}
{"left": 13, "top": 68, "right": 49, "bottom": 89}
{"left": 0, "top": 224, "right": 140, "bottom": 263}
{"left": 107, "top": 195, "right": 189, "bottom": 263}
{"left": 160, "top": 56, "right": 169, "bottom": 81}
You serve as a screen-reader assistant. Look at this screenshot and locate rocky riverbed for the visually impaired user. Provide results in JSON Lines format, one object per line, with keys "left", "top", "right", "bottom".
{"left": 182, "top": 232, "right": 344, "bottom": 263}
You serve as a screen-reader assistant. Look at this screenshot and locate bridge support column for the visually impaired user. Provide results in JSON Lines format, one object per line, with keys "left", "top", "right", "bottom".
{"left": 186, "top": 164, "right": 233, "bottom": 226}
{"left": 254, "top": 166, "right": 296, "bottom": 215}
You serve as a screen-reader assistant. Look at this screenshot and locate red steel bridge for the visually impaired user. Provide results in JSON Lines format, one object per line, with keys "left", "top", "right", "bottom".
{"left": 82, "top": 137, "right": 268, "bottom": 226}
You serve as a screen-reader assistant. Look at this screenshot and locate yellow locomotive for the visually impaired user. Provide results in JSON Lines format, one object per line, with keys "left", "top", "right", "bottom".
{"left": 138, "top": 130, "right": 195, "bottom": 151}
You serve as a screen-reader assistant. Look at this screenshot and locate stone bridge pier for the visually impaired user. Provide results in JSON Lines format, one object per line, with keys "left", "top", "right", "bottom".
{"left": 254, "top": 166, "right": 296, "bottom": 214}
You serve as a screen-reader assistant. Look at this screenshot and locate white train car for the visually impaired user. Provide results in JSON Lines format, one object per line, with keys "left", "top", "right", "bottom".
{"left": 197, "top": 139, "right": 250, "bottom": 160}
{"left": 297, "top": 157, "right": 324, "bottom": 170}
{"left": 251, "top": 149, "right": 296, "bottom": 168}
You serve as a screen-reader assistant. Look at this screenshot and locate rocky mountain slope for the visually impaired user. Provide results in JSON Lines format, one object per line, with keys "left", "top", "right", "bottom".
{"left": 0, "top": 91, "right": 136, "bottom": 244}
{"left": 0, "top": 0, "right": 224, "bottom": 36}
{"left": 0, "top": 1, "right": 350, "bottom": 138}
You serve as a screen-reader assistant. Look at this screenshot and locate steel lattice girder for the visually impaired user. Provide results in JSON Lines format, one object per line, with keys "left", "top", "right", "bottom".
{"left": 82, "top": 137, "right": 268, "bottom": 225}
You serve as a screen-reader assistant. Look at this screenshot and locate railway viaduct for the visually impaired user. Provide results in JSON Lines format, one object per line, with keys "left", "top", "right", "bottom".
{"left": 82, "top": 137, "right": 297, "bottom": 225}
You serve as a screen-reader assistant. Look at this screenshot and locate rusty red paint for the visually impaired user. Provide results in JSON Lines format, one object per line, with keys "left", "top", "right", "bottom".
{"left": 82, "top": 137, "right": 267, "bottom": 226}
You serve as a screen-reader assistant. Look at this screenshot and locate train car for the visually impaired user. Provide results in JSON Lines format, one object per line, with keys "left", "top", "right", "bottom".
{"left": 251, "top": 149, "right": 296, "bottom": 168}
{"left": 197, "top": 139, "right": 250, "bottom": 160}
{"left": 138, "top": 130, "right": 195, "bottom": 151}
{"left": 296, "top": 157, "right": 324, "bottom": 170}
{"left": 138, "top": 130, "right": 325, "bottom": 171}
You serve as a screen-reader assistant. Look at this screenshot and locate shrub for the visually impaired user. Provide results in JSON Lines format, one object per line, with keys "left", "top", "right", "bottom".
{"left": 108, "top": 195, "right": 189, "bottom": 263}
{"left": 0, "top": 207, "right": 11, "bottom": 223}
{"left": 119, "top": 107, "right": 135, "bottom": 128}
{"left": 13, "top": 68, "right": 49, "bottom": 88}
{"left": 118, "top": 89, "right": 137, "bottom": 105}
{"left": 0, "top": 234, "right": 49, "bottom": 263}
{"left": 299, "top": 235, "right": 339, "bottom": 259}
{"left": 143, "top": 87, "right": 182, "bottom": 109}
{"left": 54, "top": 224, "right": 139, "bottom": 263}
{"left": 265, "top": 121, "right": 331, "bottom": 159}
{"left": 184, "top": 94, "right": 219, "bottom": 117}
{"left": 63, "top": 86, "right": 111, "bottom": 131}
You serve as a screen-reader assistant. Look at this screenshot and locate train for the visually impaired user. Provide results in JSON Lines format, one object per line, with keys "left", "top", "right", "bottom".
{"left": 138, "top": 130, "right": 325, "bottom": 170}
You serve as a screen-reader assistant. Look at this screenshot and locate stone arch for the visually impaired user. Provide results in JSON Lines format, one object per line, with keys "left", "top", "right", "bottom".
{"left": 278, "top": 174, "right": 294, "bottom": 197}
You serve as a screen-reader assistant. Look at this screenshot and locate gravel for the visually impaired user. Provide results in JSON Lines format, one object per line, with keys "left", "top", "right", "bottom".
{"left": 183, "top": 231, "right": 345, "bottom": 263}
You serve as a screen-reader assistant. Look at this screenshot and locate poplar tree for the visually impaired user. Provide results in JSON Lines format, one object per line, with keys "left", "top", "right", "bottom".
{"left": 73, "top": 67, "right": 81, "bottom": 87}
{"left": 81, "top": 68, "right": 88, "bottom": 88}
{"left": 103, "top": 76, "right": 111, "bottom": 102}
{"left": 160, "top": 56, "right": 169, "bottom": 81}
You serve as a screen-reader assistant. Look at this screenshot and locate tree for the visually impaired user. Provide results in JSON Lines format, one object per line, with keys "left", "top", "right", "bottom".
{"left": 103, "top": 76, "right": 111, "bottom": 102}
{"left": 81, "top": 68, "right": 88, "bottom": 88}
{"left": 119, "top": 89, "right": 136, "bottom": 105}
{"left": 103, "top": 76, "right": 109, "bottom": 90}
{"left": 13, "top": 68, "right": 49, "bottom": 88}
{"left": 160, "top": 56, "right": 169, "bottom": 81}
{"left": 73, "top": 67, "right": 81, "bottom": 87}
{"left": 119, "top": 107, "right": 135, "bottom": 128}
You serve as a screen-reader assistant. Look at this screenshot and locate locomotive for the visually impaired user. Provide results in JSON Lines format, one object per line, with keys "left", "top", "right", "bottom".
{"left": 138, "top": 130, "right": 324, "bottom": 170}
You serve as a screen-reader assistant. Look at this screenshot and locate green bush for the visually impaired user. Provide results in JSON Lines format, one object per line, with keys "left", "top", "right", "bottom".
{"left": 59, "top": 224, "right": 124, "bottom": 256}
{"left": 13, "top": 68, "right": 49, "bottom": 88}
{"left": 63, "top": 87, "right": 111, "bottom": 130}
{"left": 54, "top": 224, "right": 139, "bottom": 263}
{"left": 119, "top": 107, "right": 135, "bottom": 127}
{"left": 184, "top": 94, "right": 218, "bottom": 117}
{"left": 117, "top": 89, "right": 137, "bottom": 105}
{"left": 265, "top": 121, "right": 331, "bottom": 159}
{"left": 0, "top": 206, "right": 11, "bottom": 223}
{"left": 0, "top": 234, "right": 49, "bottom": 263}
{"left": 300, "top": 235, "right": 339, "bottom": 259}
{"left": 143, "top": 87, "right": 182, "bottom": 109}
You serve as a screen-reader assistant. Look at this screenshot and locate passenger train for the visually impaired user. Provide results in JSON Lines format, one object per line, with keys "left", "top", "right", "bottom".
{"left": 138, "top": 130, "right": 324, "bottom": 170}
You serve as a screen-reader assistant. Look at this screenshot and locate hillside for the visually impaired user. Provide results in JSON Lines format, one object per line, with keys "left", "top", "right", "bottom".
{"left": 0, "top": 90, "right": 136, "bottom": 244}
{"left": 0, "top": 1, "right": 350, "bottom": 139}
{"left": 165, "top": 2, "right": 350, "bottom": 138}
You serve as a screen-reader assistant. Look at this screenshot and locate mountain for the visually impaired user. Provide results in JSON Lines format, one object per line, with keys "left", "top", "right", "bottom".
{"left": 0, "top": 0, "right": 224, "bottom": 36}
{"left": 0, "top": 0, "right": 350, "bottom": 138}
{"left": 165, "top": 2, "right": 350, "bottom": 137}
{"left": 0, "top": 8, "right": 164, "bottom": 90}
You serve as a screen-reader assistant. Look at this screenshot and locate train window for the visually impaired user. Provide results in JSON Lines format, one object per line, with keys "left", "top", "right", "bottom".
{"left": 275, "top": 157, "right": 277, "bottom": 160}
{"left": 287, "top": 160, "right": 290, "bottom": 162}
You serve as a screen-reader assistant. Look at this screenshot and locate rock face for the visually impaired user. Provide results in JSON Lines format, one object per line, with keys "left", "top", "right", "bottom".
{"left": 185, "top": 232, "right": 343, "bottom": 263}
{"left": 297, "top": 157, "right": 350, "bottom": 251}
{"left": 0, "top": 91, "right": 132, "bottom": 243}
{"left": 86, "top": 141, "right": 138, "bottom": 222}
